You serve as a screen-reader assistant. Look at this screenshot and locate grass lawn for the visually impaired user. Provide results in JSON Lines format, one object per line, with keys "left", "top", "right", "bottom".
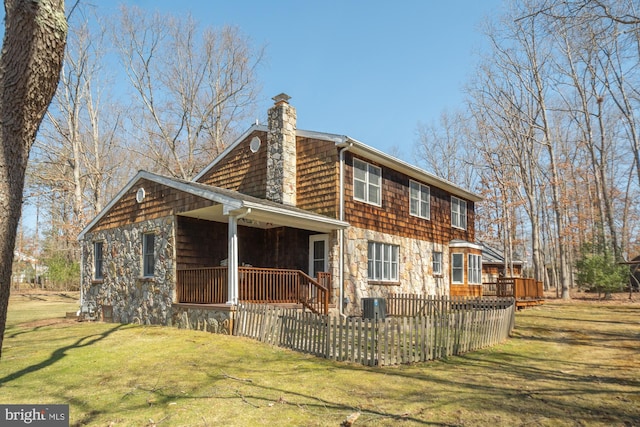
{"left": 0, "top": 292, "right": 639, "bottom": 426}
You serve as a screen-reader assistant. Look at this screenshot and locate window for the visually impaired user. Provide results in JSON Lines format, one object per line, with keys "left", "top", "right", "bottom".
{"left": 410, "top": 181, "right": 430, "bottom": 219}
{"left": 94, "top": 242, "right": 104, "bottom": 280}
{"left": 468, "top": 254, "right": 482, "bottom": 284}
{"left": 367, "top": 242, "right": 399, "bottom": 282}
{"left": 354, "top": 158, "right": 381, "bottom": 205}
{"left": 451, "top": 253, "right": 464, "bottom": 284}
{"left": 142, "top": 233, "right": 155, "bottom": 277}
{"left": 451, "top": 196, "right": 467, "bottom": 230}
{"left": 432, "top": 251, "right": 442, "bottom": 275}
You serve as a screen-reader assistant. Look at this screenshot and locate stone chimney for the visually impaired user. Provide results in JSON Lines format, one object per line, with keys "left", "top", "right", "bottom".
{"left": 266, "top": 93, "right": 297, "bottom": 205}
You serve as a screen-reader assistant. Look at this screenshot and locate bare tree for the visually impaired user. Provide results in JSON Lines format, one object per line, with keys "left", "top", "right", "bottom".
{"left": 113, "top": 6, "right": 263, "bottom": 180}
{"left": 0, "top": 0, "right": 67, "bottom": 358}
{"left": 28, "top": 8, "right": 124, "bottom": 270}
{"left": 414, "top": 109, "right": 478, "bottom": 190}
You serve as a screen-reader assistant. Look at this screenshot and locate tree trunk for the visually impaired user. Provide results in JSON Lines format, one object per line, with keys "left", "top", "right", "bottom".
{"left": 0, "top": 0, "right": 67, "bottom": 358}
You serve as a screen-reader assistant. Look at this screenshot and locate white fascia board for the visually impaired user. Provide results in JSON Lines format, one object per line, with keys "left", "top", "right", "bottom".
{"left": 337, "top": 138, "right": 482, "bottom": 202}
{"left": 78, "top": 170, "right": 243, "bottom": 240}
{"left": 78, "top": 170, "right": 147, "bottom": 240}
{"left": 296, "top": 129, "right": 348, "bottom": 144}
{"left": 193, "top": 124, "right": 268, "bottom": 182}
{"left": 449, "top": 240, "right": 483, "bottom": 250}
{"left": 242, "top": 201, "right": 349, "bottom": 233}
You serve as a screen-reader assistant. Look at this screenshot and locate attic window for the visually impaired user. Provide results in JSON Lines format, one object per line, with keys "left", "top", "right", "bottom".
{"left": 136, "top": 188, "right": 146, "bottom": 203}
{"left": 250, "top": 136, "right": 261, "bottom": 153}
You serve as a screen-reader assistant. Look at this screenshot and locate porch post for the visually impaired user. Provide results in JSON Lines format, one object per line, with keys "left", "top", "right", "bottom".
{"left": 226, "top": 208, "right": 251, "bottom": 305}
{"left": 227, "top": 215, "right": 239, "bottom": 305}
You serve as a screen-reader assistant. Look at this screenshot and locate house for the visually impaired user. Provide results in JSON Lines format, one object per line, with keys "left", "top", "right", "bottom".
{"left": 78, "top": 94, "right": 482, "bottom": 331}
{"left": 479, "top": 241, "right": 523, "bottom": 284}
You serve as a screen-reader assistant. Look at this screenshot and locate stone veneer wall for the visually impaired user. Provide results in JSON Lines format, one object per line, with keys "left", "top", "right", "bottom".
{"left": 171, "top": 304, "right": 234, "bottom": 334}
{"left": 266, "top": 97, "right": 297, "bottom": 205}
{"left": 342, "top": 226, "right": 450, "bottom": 316}
{"left": 81, "top": 217, "right": 176, "bottom": 325}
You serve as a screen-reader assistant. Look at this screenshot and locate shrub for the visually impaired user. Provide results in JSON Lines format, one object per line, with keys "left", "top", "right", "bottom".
{"left": 575, "top": 244, "right": 627, "bottom": 297}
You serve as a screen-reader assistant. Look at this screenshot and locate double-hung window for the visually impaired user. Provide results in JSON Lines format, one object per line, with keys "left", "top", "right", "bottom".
{"left": 94, "top": 242, "right": 104, "bottom": 280}
{"left": 354, "top": 158, "right": 381, "bottom": 206}
{"left": 468, "top": 254, "right": 482, "bottom": 284}
{"left": 142, "top": 233, "right": 155, "bottom": 277}
{"left": 451, "top": 196, "right": 467, "bottom": 230}
{"left": 410, "top": 180, "right": 430, "bottom": 219}
{"left": 432, "top": 251, "right": 442, "bottom": 275}
{"left": 451, "top": 253, "right": 464, "bottom": 284}
{"left": 367, "top": 242, "right": 399, "bottom": 282}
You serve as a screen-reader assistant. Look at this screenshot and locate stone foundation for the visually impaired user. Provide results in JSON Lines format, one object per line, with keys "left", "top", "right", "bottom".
{"left": 171, "top": 304, "right": 234, "bottom": 334}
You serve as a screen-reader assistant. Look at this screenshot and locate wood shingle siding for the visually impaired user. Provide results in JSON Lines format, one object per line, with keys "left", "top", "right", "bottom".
{"left": 296, "top": 137, "right": 340, "bottom": 217}
{"left": 343, "top": 153, "right": 475, "bottom": 245}
{"left": 177, "top": 217, "right": 227, "bottom": 269}
{"left": 196, "top": 129, "right": 268, "bottom": 198}
{"left": 88, "top": 178, "right": 213, "bottom": 233}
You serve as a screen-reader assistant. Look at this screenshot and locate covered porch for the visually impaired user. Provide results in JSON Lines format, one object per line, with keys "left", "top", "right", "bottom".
{"left": 174, "top": 188, "right": 348, "bottom": 315}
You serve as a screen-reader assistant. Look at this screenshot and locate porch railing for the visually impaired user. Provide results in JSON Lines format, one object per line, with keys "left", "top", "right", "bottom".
{"left": 176, "top": 267, "right": 228, "bottom": 304}
{"left": 176, "top": 266, "right": 330, "bottom": 314}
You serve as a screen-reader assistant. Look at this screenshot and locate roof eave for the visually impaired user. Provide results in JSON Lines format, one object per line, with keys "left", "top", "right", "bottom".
{"left": 337, "top": 138, "right": 482, "bottom": 202}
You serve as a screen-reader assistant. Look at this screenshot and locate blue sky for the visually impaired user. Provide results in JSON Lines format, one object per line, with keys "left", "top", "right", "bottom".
{"left": 9, "top": 1, "right": 506, "bottom": 233}
{"left": 98, "top": 0, "right": 504, "bottom": 160}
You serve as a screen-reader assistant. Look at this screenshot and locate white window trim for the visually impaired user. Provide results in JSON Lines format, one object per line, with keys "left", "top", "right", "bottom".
{"left": 353, "top": 158, "right": 382, "bottom": 207}
{"left": 451, "top": 196, "right": 468, "bottom": 230}
{"left": 410, "top": 180, "right": 430, "bottom": 220}
{"left": 432, "top": 251, "right": 442, "bottom": 276}
{"left": 142, "top": 233, "right": 155, "bottom": 278}
{"left": 367, "top": 241, "right": 399, "bottom": 282}
{"left": 451, "top": 253, "right": 464, "bottom": 284}
{"left": 468, "top": 254, "right": 482, "bottom": 285}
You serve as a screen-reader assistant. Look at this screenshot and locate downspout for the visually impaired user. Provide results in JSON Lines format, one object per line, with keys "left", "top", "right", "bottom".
{"left": 79, "top": 242, "right": 85, "bottom": 310}
{"left": 338, "top": 141, "right": 353, "bottom": 316}
{"left": 227, "top": 207, "right": 252, "bottom": 305}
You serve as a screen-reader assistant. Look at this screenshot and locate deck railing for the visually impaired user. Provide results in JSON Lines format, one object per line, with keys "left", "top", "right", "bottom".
{"left": 176, "top": 266, "right": 330, "bottom": 314}
{"left": 483, "top": 278, "right": 544, "bottom": 301}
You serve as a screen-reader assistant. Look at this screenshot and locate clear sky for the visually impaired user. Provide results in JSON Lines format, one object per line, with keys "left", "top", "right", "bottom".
{"left": 8, "top": 0, "right": 506, "bottom": 234}
{"left": 97, "top": 0, "right": 505, "bottom": 160}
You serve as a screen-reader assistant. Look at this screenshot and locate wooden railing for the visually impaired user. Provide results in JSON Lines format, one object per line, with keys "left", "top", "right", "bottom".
{"left": 489, "top": 278, "right": 544, "bottom": 301}
{"left": 297, "top": 271, "right": 330, "bottom": 315}
{"left": 176, "top": 267, "right": 228, "bottom": 304}
{"left": 176, "top": 266, "right": 330, "bottom": 314}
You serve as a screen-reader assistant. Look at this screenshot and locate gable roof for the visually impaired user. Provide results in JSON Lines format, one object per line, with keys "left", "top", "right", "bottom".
{"left": 480, "top": 241, "right": 523, "bottom": 265}
{"left": 78, "top": 170, "right": 349, "bottom": 240}
{"left": 194, "top": 125, "right": 481, "bottom": 202}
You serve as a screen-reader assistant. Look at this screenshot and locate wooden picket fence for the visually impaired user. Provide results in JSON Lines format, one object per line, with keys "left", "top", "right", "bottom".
{"left": 233, "top": 296, "right": 516, "bottom": 367}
